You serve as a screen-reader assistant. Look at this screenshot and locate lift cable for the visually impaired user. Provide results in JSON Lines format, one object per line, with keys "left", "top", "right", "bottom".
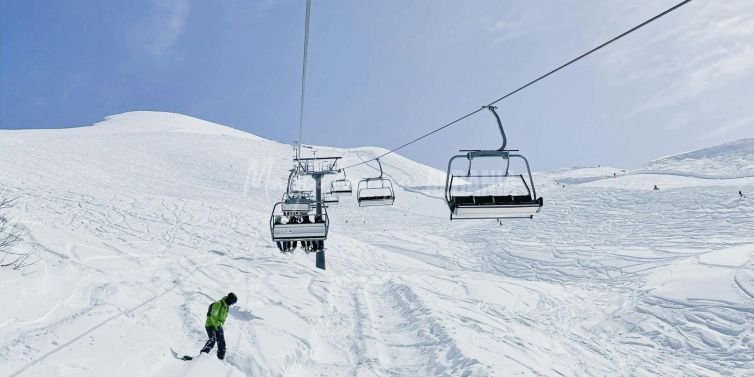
{"left": 296, "top": 0, "right": 312, "bottom": 160}
{"left": 339, "top": 0, "right": 694, "bottom": 171}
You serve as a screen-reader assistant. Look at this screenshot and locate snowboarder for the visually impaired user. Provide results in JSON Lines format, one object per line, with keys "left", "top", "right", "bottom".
{"left": 200, "top": 292, "right": 237, "bottom": 360}
{"left": 653, "top": 185, "right": 659, "bottom": 191}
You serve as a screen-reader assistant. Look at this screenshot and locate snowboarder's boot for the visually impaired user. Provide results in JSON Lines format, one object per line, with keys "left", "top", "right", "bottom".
{"left": 200, "top": 343, "right": 212, "bottom": 354}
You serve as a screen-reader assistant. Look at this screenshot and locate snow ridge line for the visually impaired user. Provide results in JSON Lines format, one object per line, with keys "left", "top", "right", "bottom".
{"left": 628, "top": 169, "right": 754, "bottom": 180}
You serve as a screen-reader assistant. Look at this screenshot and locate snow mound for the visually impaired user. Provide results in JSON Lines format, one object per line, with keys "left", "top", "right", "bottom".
{"left": 88, "top": 111, "right": 266, "bottom": 140}
{"left": 547, "top": 139, "right": 754, "bottom": 190}
{"left": 639, "top": 138, "right": 754, "bottom": 178}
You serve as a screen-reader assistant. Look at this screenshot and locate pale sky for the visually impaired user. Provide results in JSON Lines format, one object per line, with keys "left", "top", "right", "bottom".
{"left": 1, "top": 0, "right": 753, "bottom": 170}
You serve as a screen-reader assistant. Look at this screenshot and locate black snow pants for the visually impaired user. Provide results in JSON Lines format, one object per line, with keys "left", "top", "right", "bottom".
{"left": 201, "top": 326, "right": 226, "bottom": 359}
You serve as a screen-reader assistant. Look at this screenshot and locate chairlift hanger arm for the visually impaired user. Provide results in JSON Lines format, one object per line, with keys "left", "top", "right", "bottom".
{"left": 450, "top": 107, "right": 511, "bottom": 159}
{"left": 483, "top": 106, "right": 507, "bottom": 151}
{"left": 286, "top": 169, "right": 298, "bottom": 196}
{"left": 363, "top": 157, "right": 384, "bottom": 180}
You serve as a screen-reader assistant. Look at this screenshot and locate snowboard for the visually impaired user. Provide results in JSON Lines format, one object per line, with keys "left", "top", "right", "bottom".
{"left": 170, "top": 347, "right": 201, "bottom": 361}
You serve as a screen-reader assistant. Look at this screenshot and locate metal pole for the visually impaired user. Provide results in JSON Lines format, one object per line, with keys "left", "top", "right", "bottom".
{"left": 314, "top": 174, "right": 325, "bottom": 270}
{"left": 297, "top": 0, "right": 312, "bottom": 160}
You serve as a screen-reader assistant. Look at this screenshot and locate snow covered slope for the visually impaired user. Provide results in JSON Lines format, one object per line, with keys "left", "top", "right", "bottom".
{"left": 639, "top": 138, "right": 754, "bottom": 178}
{"left": 1, "top": 112, "right": 753, "bottom": 377}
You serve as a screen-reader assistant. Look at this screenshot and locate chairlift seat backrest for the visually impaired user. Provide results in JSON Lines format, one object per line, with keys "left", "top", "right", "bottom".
{"left": 331, "top": 186, "right": 352, "bottom": 194}
{"left": 449, "top": 197, "right": 543, "bottom": 219}
{"left": 452, "top": 195, "right": 537, "bottom": 206}
{"left": 357, "top": 195, "right": 395, "bottom": 207}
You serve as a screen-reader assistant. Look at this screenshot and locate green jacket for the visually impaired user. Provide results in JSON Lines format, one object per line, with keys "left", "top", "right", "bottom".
{"left": 205, "top": 298, "right": 229, "bottom": 328}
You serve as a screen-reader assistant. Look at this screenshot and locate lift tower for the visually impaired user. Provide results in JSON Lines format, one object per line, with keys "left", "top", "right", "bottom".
{"left": 293, "top": 156, "right": 340, "bottom": 270}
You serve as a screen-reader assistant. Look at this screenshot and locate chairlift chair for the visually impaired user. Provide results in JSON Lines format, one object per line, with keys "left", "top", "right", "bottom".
{"left": 322, "top": 191, "right": 339, "bottom": 206}
{"left": 330, "top": 169, "right": 353, "bottom": 196}
{"left": 357, "top": 158, "right": 395, "bottom": 207}
{"left": 444, "top": 106, "right": 543, "bottom": 220}
{"left": 281, "top": 191, "right": 314, "bottom": 213}
{"left": 279, "top": 170, "right": 314, "bottom": 213}
{"left": 270, "top": 200, "right": 329, "bottom": 252}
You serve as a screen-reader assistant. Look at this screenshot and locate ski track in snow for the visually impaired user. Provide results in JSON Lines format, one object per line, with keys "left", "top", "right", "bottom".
{"left": 0, "top": 112, "right": 753, "bottom": 377}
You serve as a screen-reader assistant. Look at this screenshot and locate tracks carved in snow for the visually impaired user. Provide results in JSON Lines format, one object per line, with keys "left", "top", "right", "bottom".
{"left": 362, "top": 280, "right": 482, "bottom": 376}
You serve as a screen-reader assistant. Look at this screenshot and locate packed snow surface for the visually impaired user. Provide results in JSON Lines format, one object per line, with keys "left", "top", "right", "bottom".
{"left": 1, "top": 112, "right": 753, "bottom": 376}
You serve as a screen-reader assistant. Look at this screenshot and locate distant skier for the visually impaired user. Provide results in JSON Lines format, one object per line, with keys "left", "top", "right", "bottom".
{"left": 200, "top": 292, "right": 237, "bottom": 360}
{"left": 740, "top": 190, "right": 745, "bottom": 198}
{"left": 613, "top": 173, "right": 617, "bottom": 178}
{"left": 653, "top": 185, "right": 660, "bottom": 191}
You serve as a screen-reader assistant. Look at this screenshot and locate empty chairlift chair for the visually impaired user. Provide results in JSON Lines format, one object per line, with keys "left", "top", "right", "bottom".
{"left": 322, "top": 191, "right": 339, "bottom": 206}
{"left": 357, "top": 158, "right": 395, "bottom": 207}
{"left": 280, "top": 191, "right": 314, "bottom": 213}
{"left": 280, "top": 172, "right": 313, "bottom": 213}
{"left": 329, "top": 169, "right": 353, "bottom": 196}
{"left": 444, "top": 106, "right": 543, "bottom": 220}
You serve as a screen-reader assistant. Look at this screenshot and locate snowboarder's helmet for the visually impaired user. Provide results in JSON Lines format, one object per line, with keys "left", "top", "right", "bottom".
{"left": 225, "top": 292, "right": 238, "bottom": 305}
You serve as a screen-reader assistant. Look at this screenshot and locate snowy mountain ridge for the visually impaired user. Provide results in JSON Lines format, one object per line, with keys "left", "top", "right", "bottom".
{"left": 1, "top": 112, "right": 753, "bottom": 377}
{"left": 638, "top": 137, "right": 754, "bottom": 177}
{"left": 93, "top": 112, "right": 267, "bottom": 140}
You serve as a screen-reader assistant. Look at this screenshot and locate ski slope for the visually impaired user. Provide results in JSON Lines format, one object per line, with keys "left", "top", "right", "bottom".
{"left": 1, "top": 112, "right": 753, "bottom": 377}
{"left": 640, "top": 138, "right": 754, "bottom": 178}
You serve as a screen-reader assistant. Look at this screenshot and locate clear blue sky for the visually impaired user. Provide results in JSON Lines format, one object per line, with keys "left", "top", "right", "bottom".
{"left": 1, "top": 0, "right": 752, "bottom": 170}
